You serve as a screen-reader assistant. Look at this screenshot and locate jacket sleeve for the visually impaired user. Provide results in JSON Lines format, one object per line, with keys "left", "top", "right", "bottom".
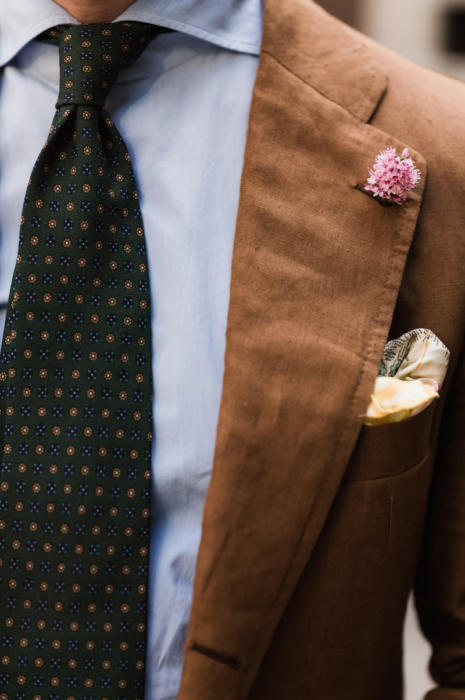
{"left": 414, "top": 335, "right": 465, "bottom": 698}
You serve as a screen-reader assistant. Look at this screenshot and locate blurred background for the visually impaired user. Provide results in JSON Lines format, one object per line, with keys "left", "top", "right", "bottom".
{"left": 319, "top": 0, "right": 465, "bottom": 81}
{"left": 317, "top": 1, "right": 465, "bottom": 697}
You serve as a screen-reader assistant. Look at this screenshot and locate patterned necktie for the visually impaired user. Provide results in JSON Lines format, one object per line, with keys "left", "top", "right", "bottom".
{"left": 0, "top": 21, "right": 169, "bottom": 699}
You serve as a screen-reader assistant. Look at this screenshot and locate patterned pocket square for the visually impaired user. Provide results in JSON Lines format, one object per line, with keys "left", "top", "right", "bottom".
{"left": 363, "top": 328, "right": 450, "bottom": 426}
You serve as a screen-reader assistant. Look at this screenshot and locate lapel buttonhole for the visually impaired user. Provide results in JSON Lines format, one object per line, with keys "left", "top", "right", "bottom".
{"left": 354, "top": 183, "right": 397, "bottom": 207}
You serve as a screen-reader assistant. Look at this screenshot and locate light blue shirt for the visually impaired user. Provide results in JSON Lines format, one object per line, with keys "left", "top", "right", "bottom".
{"left": 0, "top": 1, "right": 262, "bottom": 697}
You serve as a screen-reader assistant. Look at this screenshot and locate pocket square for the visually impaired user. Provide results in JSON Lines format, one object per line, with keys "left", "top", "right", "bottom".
{"left": 363, "top": 328, "right": 450, "bottom": 426}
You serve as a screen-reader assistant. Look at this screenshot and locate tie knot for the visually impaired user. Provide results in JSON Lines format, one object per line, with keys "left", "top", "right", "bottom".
{"left": 42, "top": 22, "right": 165, "bottom": 109}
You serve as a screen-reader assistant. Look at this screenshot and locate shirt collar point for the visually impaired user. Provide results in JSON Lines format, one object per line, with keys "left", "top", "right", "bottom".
{"left": 0, "top": 13, "right": 79, "bottom": 67}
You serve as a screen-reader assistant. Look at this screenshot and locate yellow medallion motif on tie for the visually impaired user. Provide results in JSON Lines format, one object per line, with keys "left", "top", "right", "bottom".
{"left": 0, "top": 21, "right": 171, "bottom": 698}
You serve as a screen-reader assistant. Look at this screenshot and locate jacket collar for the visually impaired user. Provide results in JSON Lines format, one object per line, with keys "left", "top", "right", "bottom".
{"left": 262, "top": 0, "right": 388, "bottom": 122}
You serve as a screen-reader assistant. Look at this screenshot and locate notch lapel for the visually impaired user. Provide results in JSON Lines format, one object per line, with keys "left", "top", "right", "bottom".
{"left": 179, "top": 1, "right": 426, "bottom": 698}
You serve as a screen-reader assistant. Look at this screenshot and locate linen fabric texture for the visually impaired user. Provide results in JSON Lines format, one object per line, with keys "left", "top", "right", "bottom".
{"left": 1, "top": 0, "right": 465, "bottom": 698}
{"left": 174, "top": 1, "right": 465, "bottom": 698}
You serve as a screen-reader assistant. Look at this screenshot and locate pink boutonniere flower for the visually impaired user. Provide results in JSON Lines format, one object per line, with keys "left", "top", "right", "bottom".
{"left": 364, "top": 147, "right": 421, "bottom": 205}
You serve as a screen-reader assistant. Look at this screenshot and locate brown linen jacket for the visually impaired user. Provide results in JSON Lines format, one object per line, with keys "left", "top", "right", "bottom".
{"left": 176, "top": 0, "right": 465, "bottom": 698}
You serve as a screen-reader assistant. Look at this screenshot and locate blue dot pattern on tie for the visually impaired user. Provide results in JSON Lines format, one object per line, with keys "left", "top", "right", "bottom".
{"left": 0, "top": 22, "right": 168, "bottom": 698}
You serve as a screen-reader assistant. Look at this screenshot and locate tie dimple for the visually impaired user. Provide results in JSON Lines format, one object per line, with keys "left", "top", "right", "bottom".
{"left": 42, "top": 22, "right": 163, "bottom": 109}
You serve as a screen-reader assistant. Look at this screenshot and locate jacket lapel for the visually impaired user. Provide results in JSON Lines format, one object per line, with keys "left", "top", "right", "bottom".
{"left": 178, "top": 1, "right": 426, "bottom": 698}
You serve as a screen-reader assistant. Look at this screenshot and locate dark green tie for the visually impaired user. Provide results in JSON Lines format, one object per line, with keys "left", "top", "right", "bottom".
{"left": 0, "top": 21, "right": 169, "bottom": 699}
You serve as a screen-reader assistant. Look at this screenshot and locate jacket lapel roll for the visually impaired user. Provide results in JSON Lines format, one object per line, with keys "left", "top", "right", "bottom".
{"left": 179, "top": 1, "right": 427, "bottom": 698}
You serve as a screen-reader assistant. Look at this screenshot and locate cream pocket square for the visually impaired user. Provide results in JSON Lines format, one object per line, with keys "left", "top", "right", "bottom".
{"left": 363, "top": 328, "right": 450, "bottom": 426}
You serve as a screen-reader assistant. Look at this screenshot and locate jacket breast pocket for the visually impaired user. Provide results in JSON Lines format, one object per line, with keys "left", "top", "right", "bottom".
{"left": 343, "top": 399, "right": 437, "bottom": 482}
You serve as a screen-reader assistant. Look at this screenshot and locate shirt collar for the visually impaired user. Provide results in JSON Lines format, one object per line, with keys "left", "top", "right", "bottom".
{"left": 0, "top": 0, "right": 262, "bottom": 67}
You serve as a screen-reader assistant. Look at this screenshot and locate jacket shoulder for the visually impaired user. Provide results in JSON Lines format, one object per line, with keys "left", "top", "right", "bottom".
{"left": 361, "top": 30, "right": 465, "bottom": 137}
{"left": 264, "top": 0, "right": 465, "bottom": 129}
